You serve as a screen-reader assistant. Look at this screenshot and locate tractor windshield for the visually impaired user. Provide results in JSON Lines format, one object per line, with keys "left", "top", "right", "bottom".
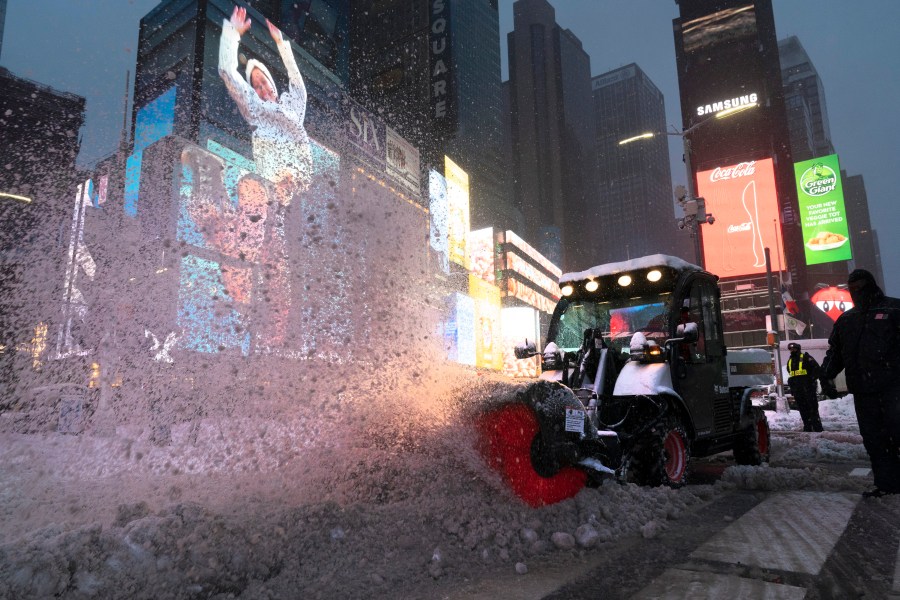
{"left": 547, "top": 293, "right": 672, "bottom": 355}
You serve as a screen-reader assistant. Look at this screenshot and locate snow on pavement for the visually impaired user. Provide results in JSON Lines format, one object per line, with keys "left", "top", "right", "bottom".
{"left": 0, "top": 387, "right": 869, "bottom": 599}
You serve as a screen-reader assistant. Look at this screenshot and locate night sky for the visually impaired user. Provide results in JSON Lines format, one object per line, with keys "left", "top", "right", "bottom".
{"left": 2, "top": 0, "right": 897, "bottom": 293}
{"left": 500, "top": 0, "right": 900, "bottom": 294}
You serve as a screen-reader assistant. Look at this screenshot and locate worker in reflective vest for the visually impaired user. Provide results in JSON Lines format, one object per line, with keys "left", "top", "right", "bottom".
{"left": 787, "top": 342, "right": 824, "bottom": 432}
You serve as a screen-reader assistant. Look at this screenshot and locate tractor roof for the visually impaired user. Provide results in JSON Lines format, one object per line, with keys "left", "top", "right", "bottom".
{"left": 559, "top": 254, "right": 702, "bottom": 285}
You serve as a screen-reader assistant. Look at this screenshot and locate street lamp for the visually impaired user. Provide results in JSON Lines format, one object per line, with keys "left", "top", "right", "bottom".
{"left": 618, "top": 102, "right": 758, "bottom": 267}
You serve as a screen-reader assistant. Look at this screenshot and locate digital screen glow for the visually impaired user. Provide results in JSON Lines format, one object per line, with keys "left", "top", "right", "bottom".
{"left": 505, "top": 278, "right": 557, "bottom": 315}
{"left": 696, "top": 158, "right": 783, "bottom": 278}
{"left": 501, "top": 307, "right": 540, "bottom": 378}
{"left": 794, "top": 154, "right": 852, "bottom": 265}
{"left": 429, "top": 169, "right": 450, "bottom": 274}
{"left": 504, "top": 230, "right": 562, "bottom": 278}
{"left": 125, "top": 87, "right": 177, "bottom": 217}
{"left": 176, "top": 137, "right": 341, "bottom": 356}
{"left": 442, "top": 292, "right": 476, "bottom": 366}
{"left": 468, "top": 227, "right": 495, "bottom": 283}
{"left": 469, "top": 275, "right": 502, "bottom": 371}
{"left": 445, "top": 156, "right": 470, "bottom": 269}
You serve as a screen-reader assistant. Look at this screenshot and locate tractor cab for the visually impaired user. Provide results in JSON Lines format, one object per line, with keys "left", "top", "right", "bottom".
{"left": 516, "top": 254, "right": 732, "bottom": 442}
{"left": 496, "top": 254, "right": 767, "bottom": 506}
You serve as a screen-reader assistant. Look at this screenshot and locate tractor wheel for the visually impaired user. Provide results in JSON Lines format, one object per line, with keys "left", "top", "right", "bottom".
{"left": 624, "top": 414, "right": 690, "bottom": 488}
{"left": 734, "top": 406, "right": 771, "bottom": 465}
{"left": 475, "top": 403, "right": 586, "bottom": 507}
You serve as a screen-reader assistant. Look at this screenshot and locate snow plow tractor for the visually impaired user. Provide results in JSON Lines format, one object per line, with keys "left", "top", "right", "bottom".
{"left": 476, "top": 255, "right": 771, "bottom": 506}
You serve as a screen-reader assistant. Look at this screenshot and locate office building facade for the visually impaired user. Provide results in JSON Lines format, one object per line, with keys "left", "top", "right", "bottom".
{"left": 779, "top": 36, "right": 835, "bottom": 162}
{"left": 843, "top": 171, "right": 884, "bottom": 288}
{"left": 507, "top": 0, "right": 596, "bottom": 271}
{"left": 674, "top": 0, "right": 810, "bottom": 348}
{"left": 592, "top": 64, "right": 679, "bottom": 264}
{"left": 0, "top": 66, "right": 85, "bottom": 395}
{"left": 350, "top": 0, "right": 516, "bottom": 234}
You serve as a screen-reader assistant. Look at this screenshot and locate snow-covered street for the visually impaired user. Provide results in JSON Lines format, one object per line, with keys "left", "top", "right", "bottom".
{"left": 1, "top": 387, "right": 894, "bottom": 600}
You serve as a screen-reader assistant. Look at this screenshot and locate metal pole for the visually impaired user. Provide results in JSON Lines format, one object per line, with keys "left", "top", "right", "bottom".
{"left": 682, "top": 136, "right": 703, "bottom": 267}
{"left": 773, "top": 218, "right": 790, "bottom": 341}
{"left": 765, "top": 247, "right": 786, "bottom": 412}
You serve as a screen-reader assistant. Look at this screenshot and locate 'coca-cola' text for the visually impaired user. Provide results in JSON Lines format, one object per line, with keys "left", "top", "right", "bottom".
{"left": 709, "top": 161, "right": 757, "bottom": 182}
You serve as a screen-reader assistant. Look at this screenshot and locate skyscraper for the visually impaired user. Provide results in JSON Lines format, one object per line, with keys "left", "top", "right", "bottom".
{"left": 779, "top": 36, "right": 834, "bottom": 162}
{"left": 592, "top": 64, "right": 678, "bottom": 264}
{"left": 674, "top": 0, "right": 805, "bottom": 348}
{"left": 507, "top": 0, "right": 596, "bottom": 270}
{"left": 0, "top": 0, "right": 7, "bottom": 60}
{"left": 779, "top": 35, "right": 846, "bottom": 289}
{"left": 843, "top": 171, "right": 885, "bottom": 288}
{"left": 0, "top": 66, "right": 85, "bottom": 394}
{"left": 350, "top": 0, "right": 515, "bottom": 233}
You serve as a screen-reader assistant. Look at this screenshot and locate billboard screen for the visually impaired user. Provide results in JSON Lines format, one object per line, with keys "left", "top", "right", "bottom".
{"left": 675, "top": 6, "right": 771, "bottom": 167}
{"left": 386, "top": 126, "right": 421, "bottom": 194}
{"left": 501, "top": 307, "right": 540, "bottom": 378}
{"left": 794, "top": 154, "right": 851, "bottom": 265}
{"left": 125, "top": 86, "right": 177, "bottom": 216}
{"left": 442, "top": 292, "right": 475, "bottom": 366}
{"left": 468, "top": 227, "right": 495, "bottom": 283}
{"left": 177, "top": 137, "right": 340, "bottom": 356}
{"left": 428, "top": 169, "right": 450, "bottom": 274}
{"left": 445, "top": 156, "right": 470, "bottom": 269}
{"left": 469, "top": 275, "right": 502, "bottom": 371}
{"left": 696, "top": 158, "right": 782, "bottom": 278}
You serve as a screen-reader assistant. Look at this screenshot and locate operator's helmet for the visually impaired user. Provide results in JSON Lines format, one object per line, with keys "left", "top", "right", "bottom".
{"left": 788, "top": 342, "right": 801, "bottom": 352}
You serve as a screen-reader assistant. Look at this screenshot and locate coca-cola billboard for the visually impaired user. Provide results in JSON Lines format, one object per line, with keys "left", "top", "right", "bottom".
{"left": 696, "top": 158, "right": 783, "bottom": 278}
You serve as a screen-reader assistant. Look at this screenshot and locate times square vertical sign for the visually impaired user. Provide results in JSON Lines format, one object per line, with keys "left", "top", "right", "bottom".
{"left": 430, "top": 0, "right": 457, "bottom": 134}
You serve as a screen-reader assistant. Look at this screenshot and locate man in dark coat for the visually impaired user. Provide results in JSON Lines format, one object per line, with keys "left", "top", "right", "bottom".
{"left": 822, "top": 269, "right": 900, "bottom": 498}
{"left": 786, "top": 342, "right": 823, "bottom": 432}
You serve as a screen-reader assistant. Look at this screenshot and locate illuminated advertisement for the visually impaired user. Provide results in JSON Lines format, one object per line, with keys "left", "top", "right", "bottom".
{"left": 505, "top": 278, "right": 557, "bottom": 315}
{"left": 811, "top": 285, "right": 853, "bottom": 322}
{"left": 794, "top": 154, "right": 851, "bottom": 265}
{"left": 505, "top": 254, "right": 559, "bottom": 299}
{"left": 445, "top": 156, "right": 470, "bottom": 269}
{"left": 125, "top": 86, "right": 176, "bottom": 216}
{"left": 176, "top": 135, "right": 340, "bottom": 355}
{"left": 468, "top": 227, "right": 495, "bottom": 283}
{"left": 675, "top": 5, "right": 771, "bottom": 166}
{"left": 429, "top": 0, "right": 456, "bottom": 131}
{"left": 696, "top": 158, "right": 782, "bottom": 278}
{"left": 501, "top": 306, "right": 540, "bottom": 378}
{"left": 57, "top": 179, "right": 99, "bottom": 357}
{"left": 469, "top": 275, "right": 502, "bottom": 370}
{"left": 682, "top": 6, "right": 758, "bottom": 54}
{"left": 429, "top": 169, "right": 450, "bottom": 274}
{"left": 494, "top": 230, "right": 561, "bottom": 316}
{"left": 505, "top": 231, "right": 562, "bottom": 279}
{"left": 344, "top": 99, "right": 385, "bottom": 170}
{"left": 386, "top": 126, "right": 421, "bottom": 194}
{"left": 442, "top": 292, "right": 475, "bottom": 366}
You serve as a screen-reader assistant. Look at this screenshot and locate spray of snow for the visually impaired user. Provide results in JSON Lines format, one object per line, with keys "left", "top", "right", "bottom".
{"left": 0, "top": 383, "right": 872, "bottom": 599}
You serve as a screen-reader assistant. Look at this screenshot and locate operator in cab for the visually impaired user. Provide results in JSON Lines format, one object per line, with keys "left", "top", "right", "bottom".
{"left": 786, "top": 342, "right": 824, "bottom": 432}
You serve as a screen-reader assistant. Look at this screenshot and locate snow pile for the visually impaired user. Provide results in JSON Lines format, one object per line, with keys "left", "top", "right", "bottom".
{"left": 0, "top": 378, "right": 873, "bottom": 599}
{"left": 766, "top": 395, "right": 858, "bottom": 433}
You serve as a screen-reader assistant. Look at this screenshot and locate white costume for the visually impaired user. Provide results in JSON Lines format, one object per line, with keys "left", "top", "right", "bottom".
{"left": 218, "top": 19, "right": 312, "bottom": 188}
{"left": 216, "top": 18, "right": 311, "bottom": 351}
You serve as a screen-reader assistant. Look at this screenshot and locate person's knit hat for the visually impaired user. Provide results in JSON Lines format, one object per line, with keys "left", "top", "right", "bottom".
{"left": 246, "top": 59, "right": 277, "bottom": 96}
{"left": 848, "top": 269, "right": 876, "bottom": 286}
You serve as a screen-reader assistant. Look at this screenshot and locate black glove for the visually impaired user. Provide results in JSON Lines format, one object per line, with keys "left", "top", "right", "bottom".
{"left": 820, "top": 378, "right": 839, "bottom": 399}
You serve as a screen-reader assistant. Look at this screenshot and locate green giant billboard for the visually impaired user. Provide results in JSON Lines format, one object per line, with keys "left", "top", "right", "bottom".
{"left": 794, "top": 154, "right": 852, "bottom": 265}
